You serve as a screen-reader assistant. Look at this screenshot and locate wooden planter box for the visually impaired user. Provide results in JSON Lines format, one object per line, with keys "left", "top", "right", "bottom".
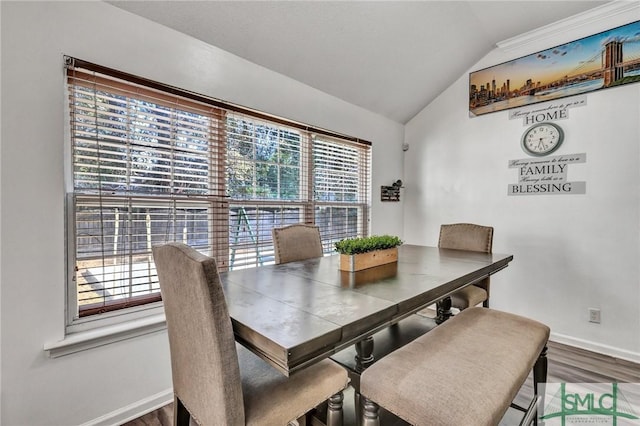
{"left": 339, "top": 247, "right": 399, "bottom": 272}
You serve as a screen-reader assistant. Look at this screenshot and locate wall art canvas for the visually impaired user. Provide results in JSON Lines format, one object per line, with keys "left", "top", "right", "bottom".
{"left": 469, "top": 20, "right": 640, "bottom": 117}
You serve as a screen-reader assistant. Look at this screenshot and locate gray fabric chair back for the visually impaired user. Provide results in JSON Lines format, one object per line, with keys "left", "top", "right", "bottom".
{"left": 153, "top": 243, "right": 244, "bottom": 425}
{"left": 272, "top": 224, "right": 323, "bottom": 264}
{"left": 439, "top": 223, "right": 493, "bottom": 253}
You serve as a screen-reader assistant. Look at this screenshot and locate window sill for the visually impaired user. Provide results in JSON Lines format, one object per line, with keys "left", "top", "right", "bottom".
{"left": 44, "top": 314, "right": 167, "bottom": 358}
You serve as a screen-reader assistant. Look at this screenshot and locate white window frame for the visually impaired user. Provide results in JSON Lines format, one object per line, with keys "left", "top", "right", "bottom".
{"left": 51, "top": 57, "right": 371, "bottom": 357}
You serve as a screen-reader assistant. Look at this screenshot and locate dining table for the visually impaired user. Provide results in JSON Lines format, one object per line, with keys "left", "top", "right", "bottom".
{"left": 218, "top": 244, "right": 514, "bottom": 379}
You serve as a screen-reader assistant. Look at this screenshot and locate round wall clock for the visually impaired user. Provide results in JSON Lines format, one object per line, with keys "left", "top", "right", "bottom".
{"left": 521, "top": 122, "right": 564, "bottom": 156}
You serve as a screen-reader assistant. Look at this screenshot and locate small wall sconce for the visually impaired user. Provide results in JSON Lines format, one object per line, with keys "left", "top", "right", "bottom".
{"left": 381, "top": 180, "right": 403, "bottom": 202}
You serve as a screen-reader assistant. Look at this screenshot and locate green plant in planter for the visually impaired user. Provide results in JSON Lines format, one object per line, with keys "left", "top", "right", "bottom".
{"left": 334, "top": 235, "right": 403, "bottom": 255}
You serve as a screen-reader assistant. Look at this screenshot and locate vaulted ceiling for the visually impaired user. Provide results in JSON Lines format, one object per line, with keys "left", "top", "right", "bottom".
{"left": 107, "top": 1, "right": 609, "bottom": 123}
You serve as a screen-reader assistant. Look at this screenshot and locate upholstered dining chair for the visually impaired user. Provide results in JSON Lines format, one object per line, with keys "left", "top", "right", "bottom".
{"left": 153, "top": 242, "right": 349, "bottom": 426}
{"left": 272, "top": 223, "right": 324, "bottom": 264}
{"left": 436, "top": 223, "right": 494, "bottom": 322}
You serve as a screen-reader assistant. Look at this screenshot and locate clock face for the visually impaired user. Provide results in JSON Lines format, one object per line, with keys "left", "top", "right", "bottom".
{"left": 521, "top": 122, "right": 564, "bottom": 156}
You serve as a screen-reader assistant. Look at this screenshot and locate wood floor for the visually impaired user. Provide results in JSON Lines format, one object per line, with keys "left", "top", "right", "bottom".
{"left": 123, "top": 340, "right": 640, "bottom": 426}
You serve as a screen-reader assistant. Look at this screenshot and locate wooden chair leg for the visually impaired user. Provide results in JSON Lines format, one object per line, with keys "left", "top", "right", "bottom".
{"left": 361, "top": 397, "right": 380, "bottom": 426}
{"left": 354, "top": 388, "right": 362, "bottom": 426}
{"left": 532, "top": 346, "right": 548, "bottom": 426}
{"left": 533, "top": 346, "right": 548, "bottom": 394}
{"left": 174, "top": 395, "right": 190, "bottom": 426}
{"left": 326, "top": 391, "right": 344, "bottom": 426}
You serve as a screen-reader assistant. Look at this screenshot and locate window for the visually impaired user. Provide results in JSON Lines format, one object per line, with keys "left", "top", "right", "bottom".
{"left": 66, "top": 57, "right": 370, "bottom": 325}
{"left": 224, "top": 114, "right": 370, "bottom": 269}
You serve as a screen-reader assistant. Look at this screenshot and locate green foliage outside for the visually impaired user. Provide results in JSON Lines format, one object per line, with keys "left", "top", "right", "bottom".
{"left": 334, "top": 235, "right": 403, "bottom": 255}
{"left": 73, "top": 90, "right": 361, "bottom": 203}
{"left": 226, "top": 117, "right": 302, "bottom": 200}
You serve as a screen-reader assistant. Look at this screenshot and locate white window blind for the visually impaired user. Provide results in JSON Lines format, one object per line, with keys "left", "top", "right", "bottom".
{"left": 313, "top": 136, "right": 370, "bottom": 250}
{"left": 67, "top": 60, "right": 227, "bottom": 317}
{"left": 66, "top": 57, "right": 371, "bottom": 320}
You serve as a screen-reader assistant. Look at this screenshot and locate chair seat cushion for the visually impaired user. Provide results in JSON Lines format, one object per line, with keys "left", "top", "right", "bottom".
{"left": 360, "top": 307, "right": 550, "bottom": 426}
{"left": 238, "top": 344, "right": 349, "bottom": 425}
{"left": 450, "top": 284, "right": 487, "bottom": 309}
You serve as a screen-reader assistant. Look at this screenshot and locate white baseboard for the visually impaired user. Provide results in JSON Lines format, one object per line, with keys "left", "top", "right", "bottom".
{"left": 550, "top": 332, "right": 640, "bottom": 364}
{"left": 80, "top": 388, "right": 173, "bottom": 426}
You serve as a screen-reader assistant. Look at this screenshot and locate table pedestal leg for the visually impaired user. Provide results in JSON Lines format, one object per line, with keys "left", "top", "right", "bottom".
{"left": 436, "top": 296, "right": 453, "bottom": 324}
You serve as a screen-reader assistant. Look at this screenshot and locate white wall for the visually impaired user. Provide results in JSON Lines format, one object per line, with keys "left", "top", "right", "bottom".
{"left": 0, "top": 2, "right": 404, "bottom": 425}
{"left": 404, "top": 3, "right": 640, "bottom": 361}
